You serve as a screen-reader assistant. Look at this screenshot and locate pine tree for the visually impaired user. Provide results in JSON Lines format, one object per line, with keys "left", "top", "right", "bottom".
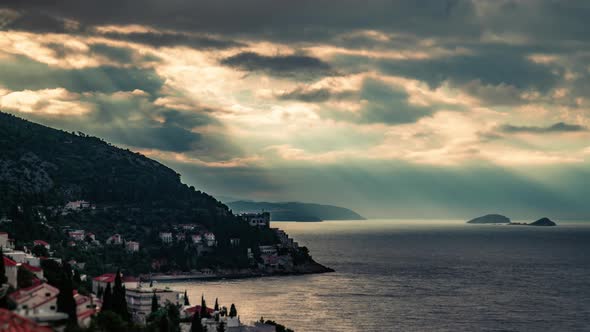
{"left": 0, "top": 248, "right": 7, "bottom": 285}
{"left": 184, "top": 290, "right": 190, "bottom": 306}
{"left": 73, "top": 270, "right": 82, "bottom": 289}
{"left": 149, "top": 280, "right": 153, "bottom": 288}
{"left": 229, "top": 304, "right": 237, "bottom": 318}
{"left": 217, "top": 321, "right": 225, "bottom": 332}
{"left": 102, "top": 282, "right": 113, "bottom": 311}
{"left": 200, "top": 296, "right": 209, "bottom": 318}
{"left": 151, "top": 291, "right": 159, "bottom": 313}
{"left": 112, "top": 270, "right": 130, "bottom": 321}
{"left": 56, "top": 264, "right": 77, "bottom": 325}
{"left": 214, "top": 298, "right": 219, "bottom": 311}
{"left": 190, "top": 312, "right": 203, "bottom": 332}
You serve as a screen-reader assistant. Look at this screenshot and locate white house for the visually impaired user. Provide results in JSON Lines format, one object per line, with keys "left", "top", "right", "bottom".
{"left": 126, "top": 287, "right": 181, "bottom": 324}
{"left": 68, "top": 230, "right": 85, "bottom": 241}
{"left": 241, "top": 212, "right": 271, "bottom": 228}
{"left": 0, "top": 232, "right": 10, "bottom": 249}
{"left": 74, "top": 292, "right": 100, "bottom": 327}
{"left": 106, "top": 234, "right": 123, "bottom": 245}
{"left": 191, "top": 234, "right": 203, "bottom": 244}
{"left": 159, "top": 232, "right": 173, "bottom": 244}
{"left": 3, "top": 256, "right": 18, "bottom": 288}
{"left": 9, "top": 283, "right": 60, "bottom": 312}
{"left": 126, "top": 241, "right": 140, "bottom": 252}
{"left": 204, "top": 232, "right": 217, "bottom": 247}
{"left": 64, "top": 201, "right": 92, "bottom": 211}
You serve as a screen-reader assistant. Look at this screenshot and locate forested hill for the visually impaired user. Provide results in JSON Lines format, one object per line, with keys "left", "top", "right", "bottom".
{"left": 0, "top": 111, "right": 224, "bottom": 211}
{"left": 227, "top": 201, "right": 365, "bottom": 221}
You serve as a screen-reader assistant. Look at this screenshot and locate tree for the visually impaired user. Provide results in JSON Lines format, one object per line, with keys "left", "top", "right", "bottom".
{"left": 151, "top": 291, "right": 159, "bottom": 313}
{"left": 190, "top": 312, "right": 203, "bottom": 332}
{"left": 200, "top": 296, "right": 210, "bottom": 318}
{"left": 216, "top": 321, "right": 225, "bottom": 332}
{"left": 184, "top": 290, "right": 190, "bottom": 306}
{"left": 31, "top": 245, "right": 49, "bottom": 258}
{"left": 72, "top": 270, "right": 82, "bottom": 289}
{"left": 17, "top": 266, "right": 35, "bottom": 289}
{"left": 56, "top": 263, "right": 77, "bottom": 325}
{"left": 229, "top": 304, "right": 237, "bottom": 318}
{"left": 102, "top": 282, "right": 113, "bottom": 311}
{"left": 214, "top": 298, "right": 219, "bottom": 311}
{"left": 159, "top": 315, "right": 169, "bottom": 332}
{"left": 0, "top": 248, "right": 7, "bottom": 285}
{"left": 112, "top": 270, "right": 130, "bottom": 321}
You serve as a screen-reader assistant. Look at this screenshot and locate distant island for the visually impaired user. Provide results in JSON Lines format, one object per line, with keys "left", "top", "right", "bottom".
{"left": 227, "top": 201, "right": 365, "bottom": 222}
{"left": 467, "top": 214, "right": 557, "bottom": 226}
{"left": 467, "top": 214, "right": 511, "bottom": 224}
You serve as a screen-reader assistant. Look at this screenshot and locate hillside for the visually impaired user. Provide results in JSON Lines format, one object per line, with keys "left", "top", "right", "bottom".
{"left": 227, "top": 201, "right": 365, "bottom": 221}
{"left": 0, "top": 111, "right": 331, "bottom": 276}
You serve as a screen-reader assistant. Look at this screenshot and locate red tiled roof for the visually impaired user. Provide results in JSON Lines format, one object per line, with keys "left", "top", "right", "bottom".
{"left": 3, "top": 256, "right": 17, "bottom": 267}
{"left": 21, "top": 263, "right": 43, "bottom": 273}
{"left": 0, "top": 308, "right": 52, "bottom": 332}
{"left": 9, "top": 283, "right": 59, "bottom": 302}
{"left": 184, "top": 305, "right": 214, "bottom": 314}
{"left": 0, "top": 232, "right": 8, "bottom": 235}
{"left": 33, "top": 240, "right": 49, "bottom": 246}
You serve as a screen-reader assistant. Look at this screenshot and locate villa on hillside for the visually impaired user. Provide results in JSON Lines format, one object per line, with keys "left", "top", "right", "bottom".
{"left": 9, "top": 283, "right": 59, "bottom": 313}
{"left": 159, "top": 232, "right": 173, "bottom": 244}
{"left": 92, "top": 273, "right": 139, "bottom": 294}
{"left": 33, "top": 240, "right": 50, "bottom": 250}
{"left": 106, "top": 234, "right": 123, "bottom": 245}
{"left": 126, "top": 241, "right": 140, "bottom": 252}
{"left": 126, "top": 287, "right": 181, "bottom": 324}
{"left": 240, "top": 212, "right": 271, "bottom": 228}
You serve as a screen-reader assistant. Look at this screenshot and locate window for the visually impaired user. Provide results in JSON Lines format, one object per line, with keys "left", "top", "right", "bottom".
{"left": 46, "top": 292, "right": 51, "bottom": 297}
{"left": 50, "top": 305, "right": 56, "bottom": 310}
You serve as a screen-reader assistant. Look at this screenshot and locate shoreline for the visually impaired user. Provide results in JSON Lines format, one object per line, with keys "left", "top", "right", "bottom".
{"left": 142, "top": 262, "right": 334, "bottom": 283}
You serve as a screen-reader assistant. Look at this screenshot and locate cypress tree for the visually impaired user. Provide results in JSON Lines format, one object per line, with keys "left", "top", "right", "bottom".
{"left": 73, "top": 270, "right": 82, "bottom": 289}
{"left": 102, "top": 282, "right": 113, "bottom": 311}
{"left": 0, "top": 248, "right": 7, "bottom": 285}
{"left": 190, "top": 312, "right": 203, "bottom": 332}
{"left": 229, "top": 304, "right": 237, "bottom": 318}
{"left": 200, "top": 296, "right": 209, "bottom": 318}
{"left": 214, "top": 298, "right": 219, "bottom": 311}
{"left": 112, "top": 270, "right": 130, "bottom": 321}
{"left": 216, "top": 321, "right": 225, "bottom": 332}
{"left": 56, "top": 264, "right": 77, "bottom": 325}
{"left": 184, "top": 290, "right": 190, "bottom": 306}
{"left": 151, "top": 291, "right": 159, "bottom": 313}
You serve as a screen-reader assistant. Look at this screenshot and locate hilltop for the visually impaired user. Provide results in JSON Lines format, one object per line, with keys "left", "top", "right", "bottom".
{"left": 227, "top": 200, "right": 365, "bottom": 221}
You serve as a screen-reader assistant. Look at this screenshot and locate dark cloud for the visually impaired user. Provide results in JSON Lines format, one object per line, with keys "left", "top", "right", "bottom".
{"left": 220, "top": 52, "right": 336, "bottom": 80}
{"left": 89, "top": 43, "right": 136, "bottom": 63}
{"left": 276, "top": 87, "right": 355, "bottom": 103}
{"left": 500, "top": 122, "right": 587, "bottom": 134}
{"left": 0, "top": 56, "right": 162, "bottom": 94}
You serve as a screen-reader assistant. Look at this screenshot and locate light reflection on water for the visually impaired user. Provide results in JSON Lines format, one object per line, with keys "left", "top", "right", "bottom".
{"left": 164, "top": 220, "right": 590, "bottom": 332}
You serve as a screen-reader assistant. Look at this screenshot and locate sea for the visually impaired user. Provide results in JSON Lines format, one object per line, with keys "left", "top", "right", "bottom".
{"left": 165, "top": 220, "right": 590, "bottom": 332}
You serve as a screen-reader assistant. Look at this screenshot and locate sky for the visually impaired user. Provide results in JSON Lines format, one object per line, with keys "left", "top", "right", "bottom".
{"left": 1, "top": 1, "right": 590, "bottom": 219}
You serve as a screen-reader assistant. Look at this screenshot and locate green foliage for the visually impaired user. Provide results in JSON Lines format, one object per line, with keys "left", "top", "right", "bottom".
{"left": 112, "top": 270, "right": 130, "bottom": 321}
{"left": 57, "top": 263, "right": 77, "bottom": 326}
{"left": 216, "top": 321, "right": 225, "bottom": 332}
{"left": 190, "top": 312, "right": 203, "bottom": 332}
{"left": 0, "top": 248, "right": 7, "bottom": 285}
{"left": 151, "top": 292, "right": 159, "bottom": 314}
{"left": 229, "top": 304, "right": 237, "bottom": 318}
{"left": 89, "top": 311, "right": 131, "bottom": 332}
{"left": 102, "top": 283, "right": 113, "bottom": 312}
{"left": 264, "top": 320, "right": 294, "bottom": 332}
{"left": 17, "top": 266, "right": 35, "bottom": 289}
{"left": 32, "top": 245, "right": 50, "bottom": 258}
{"left": 184, "top": 290, "right": 190, "bottom": 306}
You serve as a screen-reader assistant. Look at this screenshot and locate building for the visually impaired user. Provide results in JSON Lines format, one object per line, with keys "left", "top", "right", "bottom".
{"left": 92, "top": 273, "right": 139, "bottom": 294}
{"left": 176, "top": 233, "right": 186, "bottom": 241}
{"left": 74, "top": 292, "right": 100, "bottom": 327}
{"left": 180, "top": 224, "right": 197, "bottom": 231}
{"left": 258, "top": 245, "right": 277, "bottom": 255}
{"left": 33, "top": 240, "right": 50, "bottom": 250}
{"left": 191, "top": 234, "right": 203, "bottom": 244}
{"left": 3, "top": 256, "right": 18, "bottom": 288}
{"left": 0, "top": 308, "right": 54, "bottom": 332}
{"left": 64, "top": 200, "right": 92, "bottom": 211}
{"left": 230, "top": 238, "right": 241, "bottom": 247}
{"left": 9, "top": 283, "right": 60, "bottom": 312}
{"left": 204, "top": 232, "right": 217, "bottom": 247}
{"left": 21, "top": 263, "right": 44, "bottom": 279}
{"left": 106, "top": 234, "right": 123, "bottom": 245}
{"left": 126, "top": 287, "right": 181, "bottom": 324}
{"left": 241, "top": 212, "right": 271, "bottom": 228}
{"left": 159, "top": 232, "right": 173, "bottom": 244}
{"left": 126, "top": 241, "right": 140, "bottom": 252}
{"left": 68, "top": 230, "right": 85, "bottom": 241}
{"left": 0, "top": 232, "right": 11, "bottom": 249}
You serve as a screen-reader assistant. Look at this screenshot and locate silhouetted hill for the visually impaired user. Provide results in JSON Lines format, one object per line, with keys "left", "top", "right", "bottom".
{"left": 0, "top": 111, "right": 223, "bottom": 210}
{"left": 530, "top": 217, "right": 557, "bottom": 226}
{"left": 467, "top": 214, "right": 511, "bottom": 224}
{"left": 227, "top": 201, "right": 364, "bottom": 221}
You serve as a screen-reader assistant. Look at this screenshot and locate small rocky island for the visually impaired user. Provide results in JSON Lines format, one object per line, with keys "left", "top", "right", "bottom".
{"left": 510, "top": 217, "right": 557, "bottom": 227}
{"left": 467, "top": 214, "right": 511, "bottom": 224}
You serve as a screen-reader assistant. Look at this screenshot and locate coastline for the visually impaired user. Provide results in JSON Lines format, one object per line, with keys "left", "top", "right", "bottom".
{"left": 143, "top": 261, "right": 334, "bottom": 283}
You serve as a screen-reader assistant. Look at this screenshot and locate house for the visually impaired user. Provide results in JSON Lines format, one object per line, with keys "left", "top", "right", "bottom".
{"left": 21, "top": 263, "right": 44, "bottom": 279}
{"left": 0, "top": 216, "right": 12, "bottom": 224}
{"left": 106, "top": 234, "right": 123, "bottom": 245}
{"left": 191, "top": 234, "right": 203, "bottom": 244}
{"left": 126, "top": 287, "right": 181, "bottom": 324}
{"left": 180, "top": 224, "right": 197, "bottom": 231}
{"left": 204, "top": 232, "right": 217, "bottom": 247}
{"left": 33, "top": 240, "right": 50, "bottom": 250}
{"left": 74, "top": 292, "right": 100, "bottom": 327}
{"left": 230, "top": 238, "right": 241, "bottom": 247}
{"left": 3, "top": 256, "right": 18, "bottom": 288}
{"left": 176, "top": 233, "right": 186, "bottom": 241}
{"left": 258, "top": 245, "right": 277, "bottom": 255}
{"left": 159, "top": 232, "right": 173, "bottom": 244}
{"left": 241, "top": 212, "right": 271, "bottom": 228}
{"left": 68, "top": 230, "right": 85, "bottom": 241}
{"left": 86, "top": 233, "right": 96, "bottom": 241}
{"left": 0, "top": 308, "right": 54, "bottom": 332}
{"left": 126, "top": 241, "right": 140, "bottom": 252}
{"left": 64, "top": 200, "right": 92, "bottom": 211}
{"left": 181, "top": 305, "right": 214, "bottom": 319}
{"left": 92, "top": 273, "right": 139, "bottom": 294}
{"left": 0, "top": 232, "right": 9, "bottom": 248}
{"left": 9, "top": 283, "right": 60, "bottom": 312}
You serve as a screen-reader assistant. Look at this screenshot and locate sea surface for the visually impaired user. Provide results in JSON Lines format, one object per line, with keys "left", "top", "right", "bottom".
{"left": 165, "top": 220, "right": 590, "bottom": 332}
